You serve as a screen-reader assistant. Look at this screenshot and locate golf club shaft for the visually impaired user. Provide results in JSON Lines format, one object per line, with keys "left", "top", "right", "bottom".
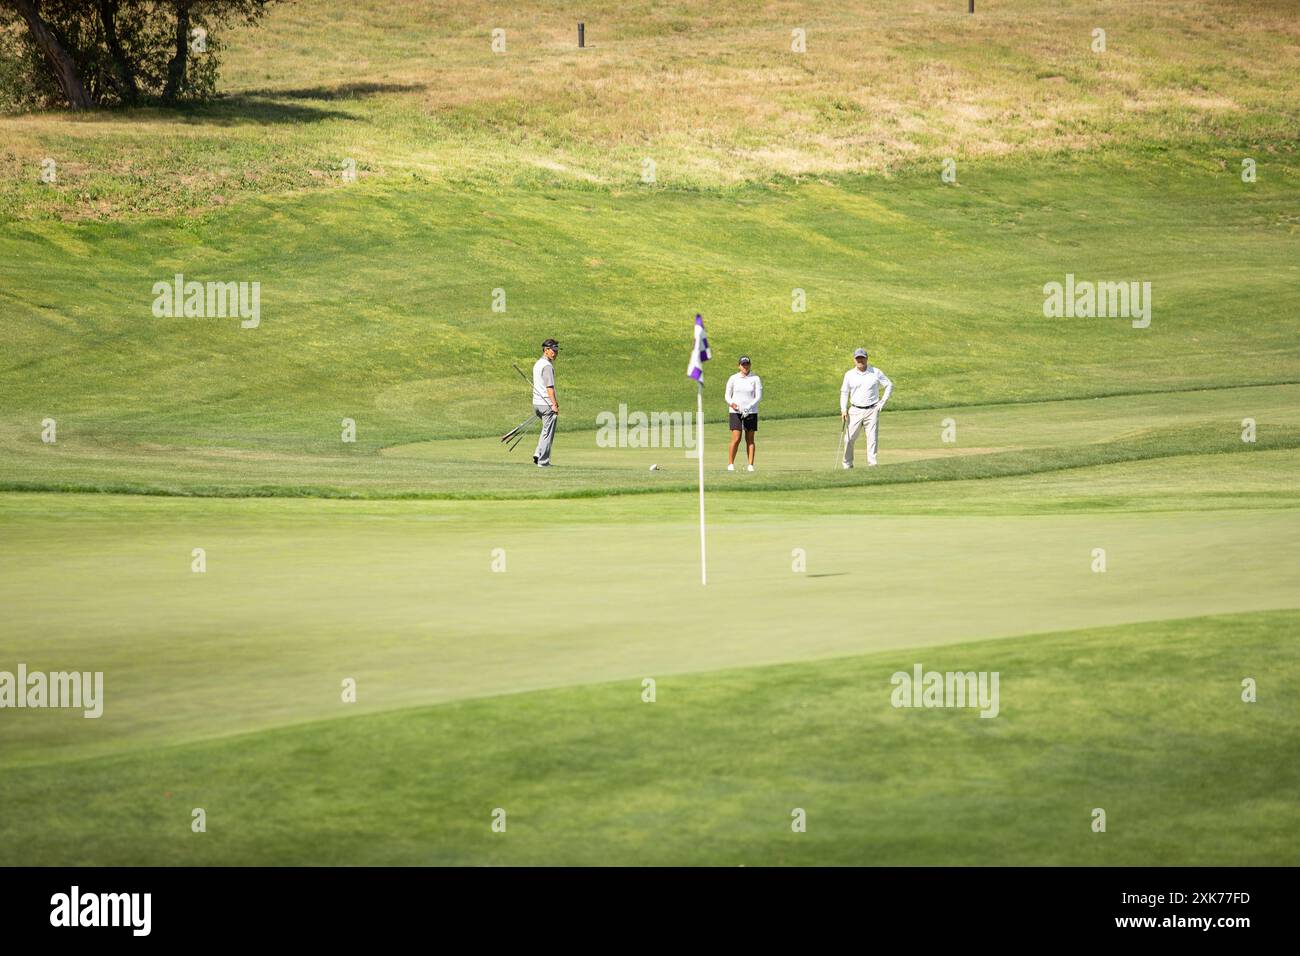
{"left": 509, "top": 419, "right": 535, "bottom": 451}
{"left": 508, "top": 413, "right": 538, "bottom": 451}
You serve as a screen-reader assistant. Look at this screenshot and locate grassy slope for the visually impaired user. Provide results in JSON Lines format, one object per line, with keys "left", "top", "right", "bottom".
{"left": 0, "top": 164, "right": 1297, "bottom": 479}
{"left": 2, "top": 611, "right": 1295, "bottom": 865}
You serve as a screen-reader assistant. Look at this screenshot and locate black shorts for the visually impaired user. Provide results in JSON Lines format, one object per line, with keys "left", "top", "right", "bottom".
{"left": 729, "top": 412, "right": 758, "bottom": 432}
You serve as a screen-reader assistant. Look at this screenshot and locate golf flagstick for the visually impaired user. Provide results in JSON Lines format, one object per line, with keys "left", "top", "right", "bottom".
{"left": 697, "top": 380, "right": 706, "bottom": 586}
{"left": 685, "top": 313, "right": 711, "bottom": 587}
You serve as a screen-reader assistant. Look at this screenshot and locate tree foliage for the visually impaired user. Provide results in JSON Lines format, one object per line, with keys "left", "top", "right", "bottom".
{"left": 0, "top": 0, "right": 280, "bottom": 109}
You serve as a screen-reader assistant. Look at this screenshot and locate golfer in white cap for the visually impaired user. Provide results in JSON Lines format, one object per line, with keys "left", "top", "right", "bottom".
{"left": 840, "top": 348, "right": 892, "bottom": 468}
{"left": 725, "top": 355, "right": 761, "bottom": 471}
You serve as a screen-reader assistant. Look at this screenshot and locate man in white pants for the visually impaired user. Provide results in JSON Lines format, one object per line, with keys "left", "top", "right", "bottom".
{"left": 840, "top": 347, "right": 892, "bottom": 468}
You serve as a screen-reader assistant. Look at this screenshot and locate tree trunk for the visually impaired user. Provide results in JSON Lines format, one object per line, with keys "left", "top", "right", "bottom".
{"left": 162, "top": 0, "right": 191, "bottom": 104}
{"left": 9, "top": 0, "right": 93, "bottom": 109}
{"left": 97, "top": 0, "right": 139, "bottom": 105}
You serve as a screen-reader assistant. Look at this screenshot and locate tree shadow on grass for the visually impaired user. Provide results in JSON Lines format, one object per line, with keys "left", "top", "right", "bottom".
{"left": 63, "top": 81, "right": 428, "bottom": 127}
{"left": 240, "top": 81, "right": 427, "bottom": 102}
{"left": 187, "top": 81, "right": 427, "bottom": 125}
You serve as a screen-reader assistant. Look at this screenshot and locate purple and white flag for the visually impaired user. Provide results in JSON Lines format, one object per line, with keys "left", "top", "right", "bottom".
{"left": 686, "top": 313, "right": 711, "bottom": 383}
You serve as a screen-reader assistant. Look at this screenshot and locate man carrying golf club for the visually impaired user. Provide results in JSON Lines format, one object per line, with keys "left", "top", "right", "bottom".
{"left": 839, "top": 347, "right": 893, "bottom": 468}
{"left": 532, "top": 338, "right": 560, "bottom": 467}
{"left": 725, "top": 355, "right": 761, "bottom": 471}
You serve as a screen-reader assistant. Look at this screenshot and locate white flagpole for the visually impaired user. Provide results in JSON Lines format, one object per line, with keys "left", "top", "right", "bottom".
{"left": 697, "top": 381, "right": 707, "bottom": 586}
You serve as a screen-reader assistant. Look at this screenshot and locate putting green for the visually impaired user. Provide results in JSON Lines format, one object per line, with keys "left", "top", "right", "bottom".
{"left": 3, "top": 447, "right": 1297, "bottom": 768}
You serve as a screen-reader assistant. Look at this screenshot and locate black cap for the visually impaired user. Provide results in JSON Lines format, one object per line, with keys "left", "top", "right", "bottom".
{"left": 542, "top": 338, "right": 559, "bottom": 352}
{"left": 738, "top": 356, "right": 751, "bottom": 365}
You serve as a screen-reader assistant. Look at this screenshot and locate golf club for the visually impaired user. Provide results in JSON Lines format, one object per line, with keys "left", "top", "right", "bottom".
{"left": 835, "top": 416, "right": 847, "bottom": 468}
{"left": 507, "top": 416, "right": 537, "bottom": 452}
{"left": 498, "top": 362, "right": 552, "bottom": 452}
{"left": 501, "top": 409, "right": 539, "bottom": 450}
{"left": 500, "top": 412, "right": 534, "bottom": 444}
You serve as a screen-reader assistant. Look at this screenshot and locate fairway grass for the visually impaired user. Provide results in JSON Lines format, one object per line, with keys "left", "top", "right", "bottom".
{"left": 2, "top": 611, "right": 1294, "bottom": 866}
{"left": 3, "top": 163, "right": 1299, "bottom": 475}
{"left": 2, "top": 384, "right": 1298, "bottom": 498}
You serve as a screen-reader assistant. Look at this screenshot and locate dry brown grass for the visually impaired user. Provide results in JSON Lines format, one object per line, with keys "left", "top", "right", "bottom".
{"left": 2, "top": 0, "right": 1297, "bottom": 218}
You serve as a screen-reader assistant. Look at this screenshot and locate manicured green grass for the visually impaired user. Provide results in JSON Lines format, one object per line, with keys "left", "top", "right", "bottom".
{"left": 3, "top": 448, "right": 1297, "bottom": 769}
{"left": 2, "top": 610, "right": 1294, "bottom": 865}
{"left": 2, "top": 383, "right": 1296, "bottom": 498}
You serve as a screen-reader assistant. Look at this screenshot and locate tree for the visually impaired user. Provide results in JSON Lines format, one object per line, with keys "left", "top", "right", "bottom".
{"left": 162, "top": 0, "right": 191, "bottom": 104}
{"left": 4, "top": 0, "right": 91, "bottom": 109}
{"left": 98, "top": 0, "right": 140, "bottom": 105}
{"left": 0, "top": 0, "right": 281, "bottom": 109}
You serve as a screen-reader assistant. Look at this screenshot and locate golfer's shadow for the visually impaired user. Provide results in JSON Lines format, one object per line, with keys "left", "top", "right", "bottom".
{"left": 806, "top": 572, "right": 848, "bottom": 578}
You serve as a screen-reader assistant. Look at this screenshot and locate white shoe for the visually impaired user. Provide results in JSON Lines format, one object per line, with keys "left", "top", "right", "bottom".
{"left": 727, "top": 463, "right": 735, "bottom": 471}
{"left": 841, "top": 462, "right": 853, "bottom": 469}
{"left": 746, "top": 464, "right": 755, "bottom": 472}
{"left": 867, "top": 461, "right": 878, "bottom": 467}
